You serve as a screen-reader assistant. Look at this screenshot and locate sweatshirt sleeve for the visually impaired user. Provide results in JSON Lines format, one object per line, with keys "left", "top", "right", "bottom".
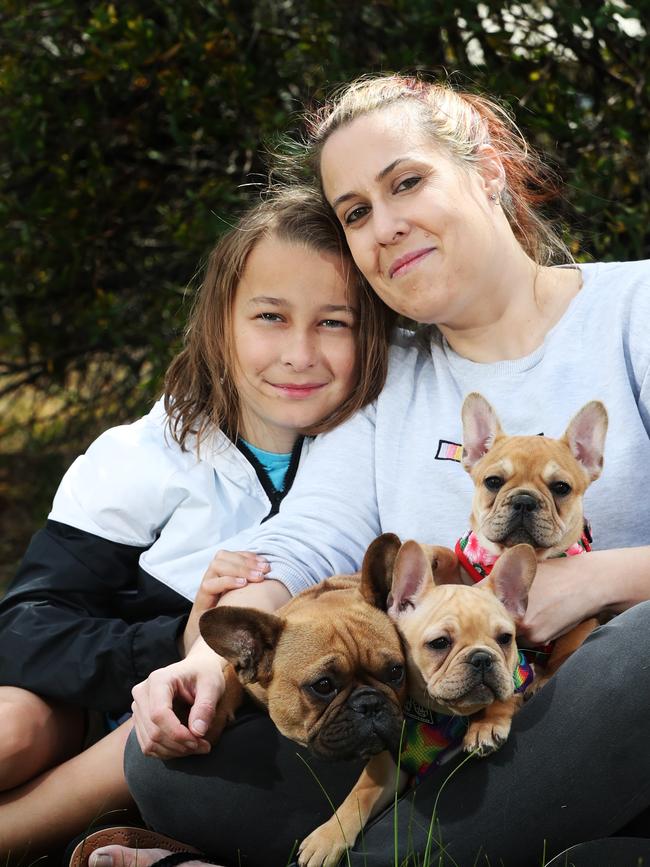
{"left": 227, "top": 403, "right": 382, "bottom": 595}
{"left": 0, "top": 521, "right": 188, "bottom": 715}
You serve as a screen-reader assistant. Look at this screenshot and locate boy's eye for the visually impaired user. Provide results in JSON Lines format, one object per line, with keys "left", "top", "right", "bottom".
{"left": 395, "top": 176, "right": 421, "bottom": 193}
{"left": 320, "top": 319, "right": 349, "bottom": 329}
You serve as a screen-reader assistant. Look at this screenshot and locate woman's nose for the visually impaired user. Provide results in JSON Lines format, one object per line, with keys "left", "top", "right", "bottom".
{"left": 372, "top": 204, "right": 409, "bottom": 246}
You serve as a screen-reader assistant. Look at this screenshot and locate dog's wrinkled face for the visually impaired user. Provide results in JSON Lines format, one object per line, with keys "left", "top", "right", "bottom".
{"left": 266, "top": 593, "right": 405, "bottom": 760}
{"left": 387, "top": 540, "right": 536, "bottom": 716}
{"left": 200, "top": 536, "right": 406, "bottom": 762}
{"left": 461, "top": 394, "right": 608, "bottom": 557}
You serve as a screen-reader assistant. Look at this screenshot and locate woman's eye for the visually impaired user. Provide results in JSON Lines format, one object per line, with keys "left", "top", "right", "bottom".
{"left": 395, "top": 176, "right": 421, "bottom": 193}
{"left": 256, "top": 312, "right": 283, "bottom": 322}
{"left": 344, "top": 205, "right": 369, "bottom": 225}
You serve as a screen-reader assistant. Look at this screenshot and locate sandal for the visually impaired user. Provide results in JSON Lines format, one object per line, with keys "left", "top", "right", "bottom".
{"left": 68, "top": 825, "right": 203, "bottom": 867}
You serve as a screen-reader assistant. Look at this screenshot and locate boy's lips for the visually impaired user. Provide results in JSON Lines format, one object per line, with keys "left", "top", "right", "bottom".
{"left": 270, "top": 383, "right": 327, "bottom": 398}
{"left": 389, "top": 247, "right": 435, "bottom": 279}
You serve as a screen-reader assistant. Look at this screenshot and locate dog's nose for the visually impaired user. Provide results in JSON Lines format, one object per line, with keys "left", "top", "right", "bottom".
{"left": 349, "top": 687, "right": 385, "bottom": 717}
{"left": 468, "top": 650, "right": 493, "bottom": 672}
{"left": 511, "top": 493, "right": 538, "bottom": 513}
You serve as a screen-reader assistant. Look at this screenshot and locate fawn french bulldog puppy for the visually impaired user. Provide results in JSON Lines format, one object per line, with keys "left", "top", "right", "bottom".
{"left": 198, "top": 534, "right": 406, "bottom": 763}
{"left": 298, "top": 535, "right": 536, "bottom": 867}
{"left": 459, "top": 392, "right": 608, "bottom": 562}
{"left": 458, "top": 392, "right": 608, "bottom": 680}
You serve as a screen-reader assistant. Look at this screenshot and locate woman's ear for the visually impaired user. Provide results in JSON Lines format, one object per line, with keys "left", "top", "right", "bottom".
{"left": 474, "top": 144, "right": 506, "bottom": 198}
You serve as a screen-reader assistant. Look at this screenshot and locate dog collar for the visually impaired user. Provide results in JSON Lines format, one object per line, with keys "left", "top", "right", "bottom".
{"left": 455, "top": 525, "right": 592, "bottom": 662}
{"left": 455, "top": 523, "right": 592, "bottom": 584}
{"left": 400, "top": 652, "right": 533, "bottom": 783}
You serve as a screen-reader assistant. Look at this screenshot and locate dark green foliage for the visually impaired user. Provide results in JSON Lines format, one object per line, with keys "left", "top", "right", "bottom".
{"left": 1, "top": 0, "right": 648, "bottom": 446}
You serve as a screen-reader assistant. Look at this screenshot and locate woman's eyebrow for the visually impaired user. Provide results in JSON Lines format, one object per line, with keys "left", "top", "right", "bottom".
{"left": 330, "top": 157, "right": 412, "bottom": 210}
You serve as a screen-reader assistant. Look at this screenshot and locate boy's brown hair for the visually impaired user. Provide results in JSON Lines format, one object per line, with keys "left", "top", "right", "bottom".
{"left": 164, "top": 185, "right": 395, "bottom": 451}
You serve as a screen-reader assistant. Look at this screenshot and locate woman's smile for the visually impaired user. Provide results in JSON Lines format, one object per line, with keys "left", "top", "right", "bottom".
{"left": 388, "top": 246, "right": 437, "bottom": 279}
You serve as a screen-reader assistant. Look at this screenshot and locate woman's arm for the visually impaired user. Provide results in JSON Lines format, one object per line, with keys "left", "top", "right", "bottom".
{"left": 519, "top": 546, "right": 650, "bottom": 645}
{"left": 219, "top": 402, "right": 382, "bottom": 596}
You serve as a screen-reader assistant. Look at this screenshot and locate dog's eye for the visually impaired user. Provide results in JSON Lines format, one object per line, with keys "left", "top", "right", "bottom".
{"left": 484, "top": 476, "right": 504, "bottom": 491}
{"left": 309, "top": 677, "right": 337, "bottom": 699}
{"left": 387, "top": 664, "right": 405, "bottom": 685}
{"left": 427, "top": 637, "right": 451, "bottom": 651}
{"left": 496, "top": 633, "right": 513, "bottom": 646}
{"left": 550, "top": 481, "right": 572, "bottom": 497}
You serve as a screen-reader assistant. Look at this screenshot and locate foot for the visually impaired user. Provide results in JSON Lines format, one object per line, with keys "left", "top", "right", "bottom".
{"left": 89, "top": 846, "right": 215, "bottom": 867}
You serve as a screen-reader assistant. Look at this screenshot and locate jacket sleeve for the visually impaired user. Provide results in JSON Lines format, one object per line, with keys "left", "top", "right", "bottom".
{"left": 0, "top": 521, "right": 188, "bottom": 715}
{"left": 226, "top": 402, "right": 382, "bottom": 595}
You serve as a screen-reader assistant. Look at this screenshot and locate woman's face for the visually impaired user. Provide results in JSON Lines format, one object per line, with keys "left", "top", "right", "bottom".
{"left": 320, "top": 107, "right": 505, "bottom": 328}
{"left": 231, "top": 234, "right": 358, "bottom": 453}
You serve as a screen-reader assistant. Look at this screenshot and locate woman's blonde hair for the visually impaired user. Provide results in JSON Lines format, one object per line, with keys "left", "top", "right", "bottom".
{"left": 295, "top": 73, "right": 570, "bottom": 266}
{"left": 164, "top": 185, "right": 395, "bottom": 451}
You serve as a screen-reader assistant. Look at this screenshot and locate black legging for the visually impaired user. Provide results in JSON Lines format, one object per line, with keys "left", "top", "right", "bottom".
{"left": 125, "top": 602, "right": 650, "bottom": 866}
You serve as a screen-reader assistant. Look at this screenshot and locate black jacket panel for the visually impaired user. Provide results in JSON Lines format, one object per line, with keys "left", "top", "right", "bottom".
{"left": 0, "top": 521, "right": 190, "bottom": 714}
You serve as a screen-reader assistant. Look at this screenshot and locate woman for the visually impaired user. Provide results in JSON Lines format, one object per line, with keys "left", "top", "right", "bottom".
{"left": 88, "top": 75, "right": 650, "bottom": 867}
{"left": 0, "top": 184, "right": 394, "bottom": 859}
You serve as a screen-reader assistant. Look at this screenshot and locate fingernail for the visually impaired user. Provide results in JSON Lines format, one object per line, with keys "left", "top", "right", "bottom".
{"left": 235, "top": 577, "right": 247, "bottom": 585}
{"left": 184, "top": 740, "right": 198, "bottom": 750}
{"left": 90, "top": 855, "right": 113, "bottom": 867}
{"left": 193, "top": 719, "right": 208, "bottom": 735}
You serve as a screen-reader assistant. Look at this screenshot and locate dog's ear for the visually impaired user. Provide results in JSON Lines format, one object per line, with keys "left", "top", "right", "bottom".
{"left": 199, "top": 607, "right": 284, "bottom": 686}
{"left": 359, "top": 532, "right": 401, "bottom": 610}
{"left": 483, "top": 544, "right": 537, "bottom": 623}
{"left": 387, "top": 540, "right": 433, "bottom": 617}
{"left": 562, "top": 400, "right": 608, "bottom": 481}
{"left": 424, "top": 545, "right": 462, "bottom": 586}
{"left": 461, "top": 392, "right": 503, "bottom": 472}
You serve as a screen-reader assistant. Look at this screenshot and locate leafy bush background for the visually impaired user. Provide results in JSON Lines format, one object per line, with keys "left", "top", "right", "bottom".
{"left": 1, "top": 0, "right": 648, "bottom": 579}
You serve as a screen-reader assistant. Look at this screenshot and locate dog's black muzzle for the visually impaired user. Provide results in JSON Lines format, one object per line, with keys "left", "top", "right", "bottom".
{"left": 308, "top": 686, "right": 403, "bottom": 761}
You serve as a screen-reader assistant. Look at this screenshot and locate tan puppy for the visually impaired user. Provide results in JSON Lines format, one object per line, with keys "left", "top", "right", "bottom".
{"left": 460, "top": 392, "right": 608, "bottom": 560}
{"left": 298, "top": 535, "right": 536, "bottom": 867}
{"left": 459, "top": 392, "right": 608, "bottom": 679}
{"left": 198, "top": 535, "right": 406, "bottom": 764}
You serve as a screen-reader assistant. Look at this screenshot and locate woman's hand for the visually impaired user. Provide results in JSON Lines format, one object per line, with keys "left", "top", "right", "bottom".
{"left": 131, "top": 638, "right": 225, "bottom": 759}
{"left": 180, "top": 550, "right": 270, "bottom": 656}
{"left": 518, "top": 547, "right": 650, "bottom": 645}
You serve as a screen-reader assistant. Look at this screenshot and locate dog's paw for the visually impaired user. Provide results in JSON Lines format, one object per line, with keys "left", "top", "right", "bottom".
{"left": 463, "top": 718, "right": 511, "bottom": 756}
{"left": 298, "top": 823, "right": 348, "bottom": 867}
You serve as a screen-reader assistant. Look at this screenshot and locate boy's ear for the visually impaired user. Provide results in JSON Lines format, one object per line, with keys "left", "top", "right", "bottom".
{"left": 199, "top": 606, "right": 284, "bottom": 686}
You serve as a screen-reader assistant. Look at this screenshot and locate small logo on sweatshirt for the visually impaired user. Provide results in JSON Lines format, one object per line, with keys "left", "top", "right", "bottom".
{"left": 435, "top": 440, "right": 463, "bottom": 462}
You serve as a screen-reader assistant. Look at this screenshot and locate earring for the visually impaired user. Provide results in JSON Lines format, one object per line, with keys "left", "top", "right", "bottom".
{"left": 490, "top": 192, "right": 499, "bottom": 203}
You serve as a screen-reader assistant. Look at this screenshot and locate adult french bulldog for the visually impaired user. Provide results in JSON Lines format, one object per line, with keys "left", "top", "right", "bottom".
{"left": 198, "top": 536, "right": 407, "bottom": 763}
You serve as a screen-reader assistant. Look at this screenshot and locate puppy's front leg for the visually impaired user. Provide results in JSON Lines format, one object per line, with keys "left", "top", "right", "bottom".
{"left": 463, "top": 695, "right": 521, "bottom": 756}
{"left": 204, "top": 664, "right": 244, "bottom": 744}
{"left": 298, "top": 751, "right": 405, "bottom": 867}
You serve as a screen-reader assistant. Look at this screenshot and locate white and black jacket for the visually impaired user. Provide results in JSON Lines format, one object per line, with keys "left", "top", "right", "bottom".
{"left": 0, "top": 399, "right": 307, "bottom": 715}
